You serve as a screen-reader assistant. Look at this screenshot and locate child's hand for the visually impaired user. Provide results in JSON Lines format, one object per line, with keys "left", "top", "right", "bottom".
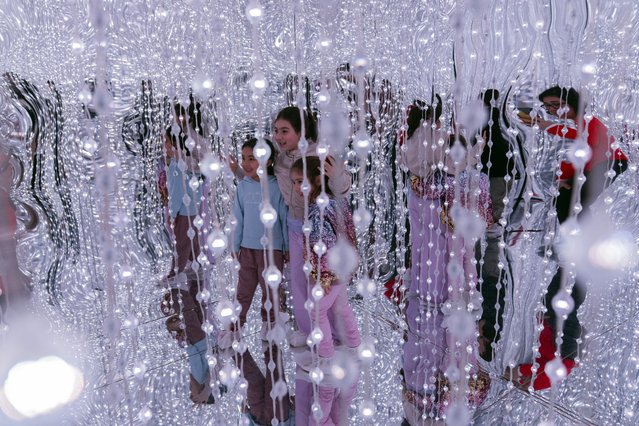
{"left": 323, "top": 156, "right": 337, "bottom": 179}
{"left": 228, "top": 155, "right": 239, "bottom": 174}
{"left": 519, "top": 113, "right": 553, "bottom": 130}
{"left": 504, "top": 366, "right": 530, "bottom": 389}
{"left": 558, "top": 179, "right": 572, "bottom": 190}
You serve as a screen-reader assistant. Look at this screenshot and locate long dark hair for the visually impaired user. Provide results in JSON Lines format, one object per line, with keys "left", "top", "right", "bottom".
{"left": 406, "top": 94, "right": 443, "bottom": 139}
{"left": 241, "top": 137, "right": 276, "bottom": 175}
{"left": 291, "top": 156, "right": 333, "bottom": 202}
{"left": 275, "top": 106, "right": 318, "bottom": 142}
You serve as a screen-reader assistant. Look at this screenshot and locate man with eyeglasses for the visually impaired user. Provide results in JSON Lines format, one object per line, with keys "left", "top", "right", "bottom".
{"left": 513, "top": 86, "right": 629, "bottom": 389}
{"left": 530, "top": 86, "right": 628, "bottom": 222}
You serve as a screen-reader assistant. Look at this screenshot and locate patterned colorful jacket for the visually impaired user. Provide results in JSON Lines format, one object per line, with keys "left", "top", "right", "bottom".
{"left": 305, "top": 197, "right": 357, "bottom": 290}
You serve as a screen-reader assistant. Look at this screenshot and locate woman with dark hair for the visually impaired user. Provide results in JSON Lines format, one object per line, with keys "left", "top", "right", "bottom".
{"left": 478, "top": 89, "right": 515, "bottom": 224}
{"left": 290, "top": 156, "right": 360, "bottom": 426}
{"left": 401, "top": 95, "right": 493, "bottom": 420}
{"left": 271, "top": 105, "right": 351, "bottom": 347}
{"left": 226, "top": 137, "right": 291, "bottom": 425}
{"left": 475, "top": 89, "right": 515, "bottom": 362}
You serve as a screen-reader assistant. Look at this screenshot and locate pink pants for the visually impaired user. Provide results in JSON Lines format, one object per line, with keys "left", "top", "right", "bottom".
{"left": 289, "top": 218, "right": 353, "bottom": 350}
{"left": 403, "top": 192, "right": 449, "bottom": 394}
{"left": 313, "top": 284, "right": 361, "bottom": 358}
{"left": 288, "top": 218, "right": 311, "bottom": 334}
{"left": 295, "top": 378, "right": 359, "bottom": 426}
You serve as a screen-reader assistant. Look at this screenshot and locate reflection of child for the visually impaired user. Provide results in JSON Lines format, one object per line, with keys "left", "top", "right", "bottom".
{"left": 240, "top": 345, "right": 291, "bottom": 425}
{"left": 402, "top": 117, "right": 492, "bottom": 419}
{"left": 290, "top": 156, "right": 360, "bottom": 426}
{"left": 225, "top": 138, "right": 288, "bottom": 342}
{"left": 160, "top": 100, "right": 214, "bottom": 404}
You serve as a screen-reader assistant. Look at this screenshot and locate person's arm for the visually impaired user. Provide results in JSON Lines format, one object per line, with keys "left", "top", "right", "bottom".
{"left": 324, "top": 156, "right": 351, "bottom": 196}
{"left": 167, "top": 160, "right": 184, "bottom": 218}
{"left": 232, "top": 184, "right": 244, "bottom": 253}
{"left": 519, "top": 112, "right": 553, "bottom": 130}
{"left": 228, "top": 154, "right": 246, "bottom": 180}
{"left": 278, "top": 193, "right": 289, "bottom": 252}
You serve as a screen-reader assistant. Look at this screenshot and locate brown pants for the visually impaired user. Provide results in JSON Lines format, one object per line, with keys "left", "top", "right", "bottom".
{"left": 167, "top": 215, "right": 205, "bottom": 345}
{"left": 239, "top": 344, "right": 290, "bottom": 424}
{"left": 237, "top": 248, "right": 283, "bottom": 327}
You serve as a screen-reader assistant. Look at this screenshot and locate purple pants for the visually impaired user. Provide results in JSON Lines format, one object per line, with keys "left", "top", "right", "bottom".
{"left": 288, "top": 217, "right": 311, "bottom": 334}
{"left": 313, "top": 284, "right": 361, "bottom": 358}
{"left": 403, "top": 191, "right": 450, "bottom": 395}
{"left": 295, "top": 378, "right": 358, "bottom": 426}
{"left": 237, "top": 248, "right": 284, "bottom": 327}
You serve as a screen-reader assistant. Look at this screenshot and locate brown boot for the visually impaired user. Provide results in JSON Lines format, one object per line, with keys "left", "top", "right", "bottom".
{"left": 189, "top": 373, "right": 214, "bottom": 404}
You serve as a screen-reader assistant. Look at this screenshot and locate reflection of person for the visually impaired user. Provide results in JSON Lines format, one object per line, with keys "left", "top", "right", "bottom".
{"left": 528, "top": 86, "right": 628, "bottom": 222}
{"left": 476, "top": 89, "right": 515, "bottom": 361}
{"left": 290, "top": 156, "right": 360, "bottom": 425}
{"left": 515, "top": 86, "right": 629, "bottom": 388}
{"left": 222, "top": 138, "right": 288, "bottom": 344}
{"left": 0, "top": 152, "right": 29, "bottom": 318}
{"left": 478, "top": 89, "right": 514, "bottom": 225}
{"left": 160, "top": 100, "right": 214, "bottom": 404}
{"left": 272, "top": 106, "right": 351, "bottom": 346}
{"left": 240, "top": 344, "right": 291, "bottom": 425}
{"left": 295, "top": 378, "right": 358, "bottom": 426}
{"left": 401, "top": 98, "right": 448, "bottom": 407}
{"left": 401, "top": 124, "right": 492, "bottom": 420}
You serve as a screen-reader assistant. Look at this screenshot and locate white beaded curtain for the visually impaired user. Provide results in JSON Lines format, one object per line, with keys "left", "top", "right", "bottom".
{"left": 0, "top": 0, "right": 638, "bottom": 425}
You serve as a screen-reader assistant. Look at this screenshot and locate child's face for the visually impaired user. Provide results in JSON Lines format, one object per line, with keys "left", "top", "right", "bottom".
{"left": 290, "top": 169, "right": 305, "bottom": 198}
{"left": 241, "top": 147, "right": 259, "bottom": 180}
{"left": 164, "top": 136, "right": 176, "bottom": 158}
{"left": 273, "top": 119, "right": 300, "bottom": 152}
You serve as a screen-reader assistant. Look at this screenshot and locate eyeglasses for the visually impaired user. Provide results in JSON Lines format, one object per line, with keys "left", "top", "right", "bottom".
{"left": 542, "top": 101, "right": 562, "bottom": 110}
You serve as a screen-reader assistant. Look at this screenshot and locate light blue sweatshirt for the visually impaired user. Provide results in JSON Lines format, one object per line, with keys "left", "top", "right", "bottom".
{"left": 167, "top": 158, "right": 202, "bottom": 218}
{"left": 232, "top": 175, "right": 288, "bottom": 252}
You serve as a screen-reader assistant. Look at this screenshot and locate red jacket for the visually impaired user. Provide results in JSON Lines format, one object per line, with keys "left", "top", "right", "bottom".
{"left": 517, "top": 319, "right": 575, "bottom": 390}
{"left": 546, "top": 117, "right": 628, "bottom": 181}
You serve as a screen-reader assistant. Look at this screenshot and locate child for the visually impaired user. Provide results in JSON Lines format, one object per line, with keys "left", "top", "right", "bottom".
{"left": 290, "top": 156, "right": 361, "bottom": 425}
{"left": 225, "top": 137, "right": 291, "bottom": 425}
{"left": 272, "top": 106, "right": 351, "bottom": 346}
{"left": 160, "top": 99, "right": 214, "bottom": 404}
{"left": 224, "top": 138, "right": 289, "bottom": 342}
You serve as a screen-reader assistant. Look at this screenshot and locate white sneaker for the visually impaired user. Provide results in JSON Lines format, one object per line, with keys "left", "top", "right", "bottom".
{"left": 288, "top": 329, "right": 308, "bottom": 348}
{"left": 298, "top": 355, "right": 341, "bottom": 376}
{"left": 293, "top": 350, "right": 315, "bottom": 370}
